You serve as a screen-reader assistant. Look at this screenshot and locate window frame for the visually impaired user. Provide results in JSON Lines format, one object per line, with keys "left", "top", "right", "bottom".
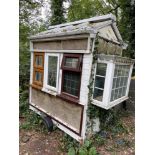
{"left": 32, "top": 52, "right": 44, "bottom": 88}
{"left": 109, "top": 63, "right": 131, "bottom": 103}
{"left": 44, "top": 53, "right": 60, "bottom": 92}
{"left": 92, "top": 62, "right": 108, "bottom": 103}
{"left": 61, "top": 54, "right": 82, "bottom": 72}
{"left": 33, "top": 52, "right": 44, "bottom": 70}
{"left": 60, "top": 54, "right": 83, "bottom": 102}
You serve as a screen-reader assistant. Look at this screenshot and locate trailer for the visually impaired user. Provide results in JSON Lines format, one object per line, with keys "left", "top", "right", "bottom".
{"left": 29, "top": 14, "right": 134, "bottom": 143}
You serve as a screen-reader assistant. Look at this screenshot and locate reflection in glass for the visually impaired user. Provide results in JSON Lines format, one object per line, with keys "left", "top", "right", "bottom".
{"left": 64, "top": 58, "right": 79, "bottom": 69}
{"left": 35, "top": 71, "right": 42, "bottom": 82}
{"left": 96, "top": 63, "right": 107, "bottom": 76}
{"left": 93, "top": 88, "right": 103, "bottom": 101}
{"left": 35, "top": 56, "right": 43, "bottom": 66}
{"left": 47, "top": 56, "right": 57, "bottom": 87}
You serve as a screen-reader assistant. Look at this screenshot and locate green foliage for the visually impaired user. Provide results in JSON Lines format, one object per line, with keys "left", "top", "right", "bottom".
{"left": 86, "top": 34, "right": 128, "bottom": 138}
{"left": 19, "top": 88, "right": 29, "bottom": 116}
{"left": 68, "top": 0, "right": 135, "bottom": 58}
{"left": 60, "top": 133, "right": 79, "bottom": 151}
{"left": 50, "top": 0, "right": 66, "bottom": 25}
{"left": 19, "top": 0, "right": 47, "bottom": 90}
{"left": 92, "top": 134, "right": 105, "bottom": 146}
{"left": 68, "top": 0, "right": 101, "bottom": 22}
{"left": 68, "top": 147, "right": 76, "bottom": 155}
{"left": 19, "top": 88, "right": 48, "bottom": 132}
{"left": 67, "top": 140, "right": 98, "bottom": 155}
{"left": 118, "top": 0, "right": 135, "bottom": 59}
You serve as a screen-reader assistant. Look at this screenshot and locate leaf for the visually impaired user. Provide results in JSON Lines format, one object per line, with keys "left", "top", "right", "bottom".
{"left": 79, "top": 148, "right": 87, "bottom": 155}
{"left": 68, "top": 147, "right": 76, "bottom": 155}
{"left": 85, "top": 140, "right": 90, "bottom": 148}
{"left": 89, "top": 147, "right": 97, "bottom": 155}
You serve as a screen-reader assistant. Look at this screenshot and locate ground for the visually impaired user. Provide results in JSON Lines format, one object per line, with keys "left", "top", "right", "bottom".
{"left": 19, "top": 111, "right": 135, "bottom": 155}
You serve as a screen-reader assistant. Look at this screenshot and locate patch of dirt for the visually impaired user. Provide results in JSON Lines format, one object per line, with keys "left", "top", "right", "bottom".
{"left": 19, "top": 113, "right": 134, "bottom": 155}
{"left": 19, "top": 129, "right": 66, "bottom": 155}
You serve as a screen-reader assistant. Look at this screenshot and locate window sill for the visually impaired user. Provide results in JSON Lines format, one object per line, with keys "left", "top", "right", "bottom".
{"left": 30, "top": 84, "right": 42, "bottom": 90}
{"left": 41, "top": 88, "right": 57, "bottom": 96}
{"left": 57, "top": 94, "right": 79, "bottom": 105}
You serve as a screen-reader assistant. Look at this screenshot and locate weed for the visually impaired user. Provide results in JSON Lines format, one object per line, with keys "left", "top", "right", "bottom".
{"left": 67, "top": 140, "right": 98, "bottom": 155}
{"left": 19, "top": 87, "right": 48, "bottom": 133}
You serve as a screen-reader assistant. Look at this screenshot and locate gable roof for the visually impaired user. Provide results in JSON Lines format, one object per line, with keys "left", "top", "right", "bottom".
{"left": 30, "top": 14, "right": 127, "bottom": 49}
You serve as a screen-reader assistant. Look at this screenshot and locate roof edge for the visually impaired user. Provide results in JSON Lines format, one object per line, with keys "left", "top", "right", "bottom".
{"left": 48, "top": 13, "right": 116, "bottom": 30}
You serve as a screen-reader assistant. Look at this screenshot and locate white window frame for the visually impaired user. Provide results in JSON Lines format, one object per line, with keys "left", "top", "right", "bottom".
{"left": 109, "top": 63, "right": 133, "bottom": 104}
{"left": 44, "top": 53, "right": 60, "bottom": 92}
{"left": 92, "top": 60, "right": 133, "bottom": 109}
{"left": 92, "top": 61, "right": 109, "bottom": 105}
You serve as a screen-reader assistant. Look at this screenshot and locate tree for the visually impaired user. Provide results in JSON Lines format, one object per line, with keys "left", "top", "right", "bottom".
{"left": 50, "top": 0, "right": 66, "bottom": 25}
{"left": 118, "top": 0, "right": 135, "bottom": 59}
{"left": 19, "top": 0, "right": 45, "bottom": 89}
{"left": 67, "top": 0, "right": 135, "bottom": 59}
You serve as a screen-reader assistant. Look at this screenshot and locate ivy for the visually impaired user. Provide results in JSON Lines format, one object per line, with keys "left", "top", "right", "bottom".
{"left": 87, "top": 34, "right": 127, "bottom": 134}
{"left": 87, "top": 33, "right": 100, "bottom": 119}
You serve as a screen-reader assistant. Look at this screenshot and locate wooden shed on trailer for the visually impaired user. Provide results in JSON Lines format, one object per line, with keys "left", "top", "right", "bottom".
{"left": 29, "top": 14, "right": 134, "bottom": 142}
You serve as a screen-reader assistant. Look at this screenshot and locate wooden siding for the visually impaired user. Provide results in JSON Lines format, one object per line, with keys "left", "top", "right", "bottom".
{"left": 98, "top": 38, "right": 122, "bottom": 56}
{"left": 33, "top": 39, "right": 88, "bottom": 51}
{"left": 31, "top": 88, "right": 83, "bottom": 134}
{"left": 98, "top": 25, "right": 118, "bottom": 43}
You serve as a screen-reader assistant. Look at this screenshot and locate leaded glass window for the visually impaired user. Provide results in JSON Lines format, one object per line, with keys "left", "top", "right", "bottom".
{"left": 64, "top": 58, "right": 79, "bottom": 69}
{"left": 63, "top": 71, "right": 80, "bottom": 97}
{"left": 93, "top": 63, "right": 107, "bottom": 101}
{"left": 35, "top": 55, "right": 43, "bottom": 67}
{"left": 33, "top": 52, "right": 44, "bottom": 88}
{"left": 110, "top": 65, "right": 130, "bottom": 101}
{"left": 61, "top": 54, "right": 82, "bottom": 99}
{"left": 35, "top": 71, "right": 42, "bottom": 81}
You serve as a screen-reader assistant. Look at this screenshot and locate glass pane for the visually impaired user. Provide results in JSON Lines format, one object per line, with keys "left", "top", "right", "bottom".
{"left": 123, "top": 77, "right": 128, "bottom": 86}
{"left": 64, "top": 57, "right": 79, "bottom": 69}
{"left": 63, "top": 71, "right": 80, "bottom": 96}
{"left": 111, "top": 64, "right": 130, "bottom": 101}
{"left": 115, "top": 89, "right": 119, "bottom": 99}
{"left": 35, "top": 71, "right": 42, "bottom": 82}
{"left": 47, "top": 56, "right": 58, "bottom": 87}
{"left": 116, "top": 78, "right": 120, "bottom": 88}
{"left": 96, "top": 63, "right": 107, "bottom": 76}
{"left": 111, "top": 90, "right": 115, "bottom": 101}
{"left": 122, "top": 87, "right": 127, "bottom": 96}
{"left": 120, "top": 77, "right": 124, "bottom": 87}
{"left": 93, "top": 88, "right": 103, "bottom": 101}
{"left": 112, "top": 78, "right": 117, "bottom": 89}
{"left": 95, "top": 76, "right": 105, "bottom": 89}
{"left": 118, "top": 88, "right": 123, "bottom": 98}
{"left": 117, "top": 66, "right": 122, "bottom": 76}
{"left": 35, "top": 55, "right": 43, "bottom": 66}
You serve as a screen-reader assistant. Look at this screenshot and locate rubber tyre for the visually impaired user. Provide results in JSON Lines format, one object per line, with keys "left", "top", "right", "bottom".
{"left": 42, "top": 116, "right": 53, "bottom": 132}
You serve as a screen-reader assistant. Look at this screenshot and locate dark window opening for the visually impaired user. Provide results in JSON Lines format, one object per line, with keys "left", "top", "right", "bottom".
{"left": 59, "top": 54, "right": 83, "bottom": 102}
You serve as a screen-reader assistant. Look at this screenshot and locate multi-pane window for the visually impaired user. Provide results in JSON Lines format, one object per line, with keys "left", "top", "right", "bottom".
{"left": 33, "top": 52, "right": 44, "bottom": 88}
{"left": 45, "top": 54, "right": 59, "bottom": 91}
{"left": 61, "top": 54, "right": 82, "bottom": 99}
{"left": 110, "top": 65, "right": 130, "bottom": 101}
{"left": 63, "top": 71, "right": 80, "bottom": 96}
{"left": 93, "top": 63, "right": 107, "bottom": 101}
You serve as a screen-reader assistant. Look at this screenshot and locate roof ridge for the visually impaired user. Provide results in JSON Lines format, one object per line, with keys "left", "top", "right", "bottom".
{"left": 48, "top": 13, "right": 116, "bottom": 30}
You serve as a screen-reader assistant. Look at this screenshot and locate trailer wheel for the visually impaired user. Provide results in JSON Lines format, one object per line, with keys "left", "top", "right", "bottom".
{"left": 42, "top": 116, "right": 53, "bottom": 132}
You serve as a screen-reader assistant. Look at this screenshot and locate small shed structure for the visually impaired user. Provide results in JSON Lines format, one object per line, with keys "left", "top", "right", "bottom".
{"left": 29, "top": 14, "right": 134, "bottom": 142}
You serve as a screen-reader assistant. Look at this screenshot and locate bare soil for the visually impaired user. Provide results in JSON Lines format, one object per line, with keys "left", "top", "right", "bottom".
{"left": 19, "top": 113, "right": 134, "bottom": 155}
